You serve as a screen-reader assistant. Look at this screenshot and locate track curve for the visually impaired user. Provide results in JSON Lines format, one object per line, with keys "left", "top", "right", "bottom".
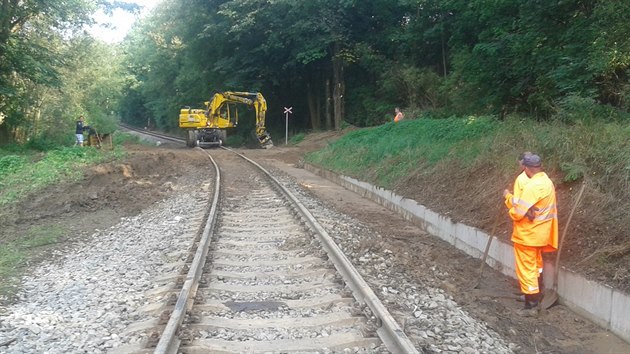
{"left": 115, "top": 126, "right": 418, "bottom": 353}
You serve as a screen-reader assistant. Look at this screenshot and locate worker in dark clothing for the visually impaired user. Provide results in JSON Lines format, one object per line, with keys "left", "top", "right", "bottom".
{"left": 75, "top": 115, "right": 88, "bottom": 147}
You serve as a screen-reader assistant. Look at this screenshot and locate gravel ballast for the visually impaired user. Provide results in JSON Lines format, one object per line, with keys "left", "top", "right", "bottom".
{"left": 0, "top": 190, "right": 205, "bottom": 354}
{"left": 0, "top": 156, "right": 515, "bottom": 353}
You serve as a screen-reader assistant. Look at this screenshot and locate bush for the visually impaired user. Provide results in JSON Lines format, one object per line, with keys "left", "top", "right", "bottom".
{"left": 0, "top": 155, "right": 26, "bottom": 178}
{"left": 554, "top": 95, "right": 630, "bottom": 124}
{"left": 289, "top": 133, "right": 305, "bottom": 144}
{"left": 113, "top": 132, "right": 142, "bottom": 145}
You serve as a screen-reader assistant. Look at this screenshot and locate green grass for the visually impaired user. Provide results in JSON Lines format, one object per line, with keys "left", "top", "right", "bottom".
{"left": 21, "top": 225, "right": 64, "bottom": 248}
{"left": 306, "top": 115, "right": 630, "bottom": 197}
{"left": 0, "top": 225, "right": 66, "bottom": 294}
{"left": 0, "top": 146, "right": 125, "bottom": 206}
{"left": 289, "top": 133, "right": 306, "bottom": 145}
{"left": 307, "top": 116, "right": 501, "bottom": 186}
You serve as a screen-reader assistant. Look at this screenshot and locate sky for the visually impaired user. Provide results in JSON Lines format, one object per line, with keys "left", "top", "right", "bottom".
{"left": 88, "top": 0, "right": 159, "bottom": 43}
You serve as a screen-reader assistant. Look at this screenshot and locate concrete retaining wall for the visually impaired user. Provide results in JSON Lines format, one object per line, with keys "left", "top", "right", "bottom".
{"left": 304, "top": 163, "right": 630, "bottom": 344}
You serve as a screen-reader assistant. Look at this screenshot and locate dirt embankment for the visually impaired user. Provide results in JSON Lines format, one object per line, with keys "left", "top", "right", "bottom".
{"left": 0, "top": 143, "right": 206, "bottom": 299}
{"left": 284, "top": 131, "right": 630, "bottom": 294}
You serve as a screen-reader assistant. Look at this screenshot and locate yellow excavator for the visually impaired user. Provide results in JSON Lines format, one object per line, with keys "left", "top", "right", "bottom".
{"left": 178, "top": 91, "right": 273, "bottom": 148}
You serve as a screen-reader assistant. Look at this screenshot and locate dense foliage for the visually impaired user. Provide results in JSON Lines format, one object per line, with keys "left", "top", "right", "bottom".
{"left": 1, "top": 1, "right": 629, "bottom": 142}
{"left": 115, "top": 0, "right": 629, "bottom": 135}
{"left": 0, "top": 0, "right": 138, "bottom": 145}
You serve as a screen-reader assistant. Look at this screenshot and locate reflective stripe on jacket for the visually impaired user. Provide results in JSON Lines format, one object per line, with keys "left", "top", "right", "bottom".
{"left": 508, "top": 172, "right": 558, "bottom": 248}
{"left": 505, "top": 171, "right": 529, "bottom": 209}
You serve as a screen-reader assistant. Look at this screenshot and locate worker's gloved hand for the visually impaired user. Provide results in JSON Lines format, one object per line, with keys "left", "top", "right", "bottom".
{"left": 525, "top": 207, "right": 538, "bottom": 221}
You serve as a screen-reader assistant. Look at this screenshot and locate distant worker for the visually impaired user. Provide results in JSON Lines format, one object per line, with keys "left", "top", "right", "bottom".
{"left": 503, "top": 154, "right": 558, "bottom": 316}
{"left": 75, "top": 115, "right": 89, "bottom": 147}
{"left": 394, "top": 107, "right": 404, "bottom": 123}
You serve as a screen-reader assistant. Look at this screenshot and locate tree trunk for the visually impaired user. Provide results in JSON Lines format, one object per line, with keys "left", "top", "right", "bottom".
{"left": 332, "top": 43, "right": 345, "bottom": 130}
{"left": 441, "top": 23, "right": 447, "bottom": 78}
{"left": 307, "top": 82, "right": 320, "bottom": 130}
{"left": 0, "top": 121, "right": 9, "bottom": 144}
{"left": 316, "top": 83, "right": 321, "bottom": 131}
{"left": 325, "top": 79, "right": 332, "bottom": 130}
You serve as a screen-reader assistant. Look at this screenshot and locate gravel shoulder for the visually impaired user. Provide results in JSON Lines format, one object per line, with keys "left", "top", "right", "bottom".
{"left": 0, "top": 139, "right": 628, "bottom": 353}
{"left": 243, "top": 142, "right": 630, "bottom": 354}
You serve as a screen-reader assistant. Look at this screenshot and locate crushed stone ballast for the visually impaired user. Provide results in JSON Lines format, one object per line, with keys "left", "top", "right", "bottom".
{"left": 114, "top": 145, "right": 417, "bottom": 353}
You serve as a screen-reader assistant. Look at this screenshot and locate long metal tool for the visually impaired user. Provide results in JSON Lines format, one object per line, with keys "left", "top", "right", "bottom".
{"left": 472, "top": 207, "right": 502, "bottom": 289}
{"left": 541, "top": 182, "right": 586, "bottom": 309}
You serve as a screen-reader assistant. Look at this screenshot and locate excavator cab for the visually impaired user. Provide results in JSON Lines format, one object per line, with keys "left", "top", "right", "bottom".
{"left": 179, "top": 91, "right": 273, "bottom": 148}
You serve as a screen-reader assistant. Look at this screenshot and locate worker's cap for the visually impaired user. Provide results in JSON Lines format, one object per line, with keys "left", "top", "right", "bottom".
{"left": 522, "top": 154, "right": 542, "bottom": 167}
{"left": 518, "top": 151, "right": 532, "bottom": 162}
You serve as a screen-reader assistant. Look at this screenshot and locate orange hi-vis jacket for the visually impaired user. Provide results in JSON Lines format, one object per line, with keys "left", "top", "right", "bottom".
{"left": 504, "top": 171, "right": 529, "bottom": 209}
{"left": 508, "top": 172, "right": 558, "bottom": 249}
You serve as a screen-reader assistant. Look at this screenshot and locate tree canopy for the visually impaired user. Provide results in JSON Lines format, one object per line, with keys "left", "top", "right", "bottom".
{"left": 0, "top": 0, "right": 136, "bottom": 145}
{"left": 117, "top": 0, "right": 630, "bottom": 135}
{"left": 1, "top": 0, "right": 629, "bottom": 145}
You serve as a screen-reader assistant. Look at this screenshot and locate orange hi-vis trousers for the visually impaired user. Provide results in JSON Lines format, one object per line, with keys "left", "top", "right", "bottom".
{"left": 514, "top": 243, "right": 543, "bottom": 294}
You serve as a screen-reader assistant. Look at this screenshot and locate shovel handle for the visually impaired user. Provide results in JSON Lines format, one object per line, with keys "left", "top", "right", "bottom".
{"left": 474, "top": 208, "right": 502, "bottom": 286}
{"left": 553, "top": 182, "right": 587, "bottom": 285}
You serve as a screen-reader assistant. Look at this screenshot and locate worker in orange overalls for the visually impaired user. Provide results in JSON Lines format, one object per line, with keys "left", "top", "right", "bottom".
{"left": 393, "top": 107, "right": 404, "bottom": 122}
{"left": 504, "top": 152, "right": 545, "bottom": 294}
{"left": 504, "top": 154, "right": 558, "bottom": 315}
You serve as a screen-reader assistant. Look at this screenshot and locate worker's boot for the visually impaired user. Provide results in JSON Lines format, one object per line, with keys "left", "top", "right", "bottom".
{"left": 518, "top": 293, "right": 540, "bottom": 317}
{"left": 524, "top": 293, "right": 540, "bottom": 309}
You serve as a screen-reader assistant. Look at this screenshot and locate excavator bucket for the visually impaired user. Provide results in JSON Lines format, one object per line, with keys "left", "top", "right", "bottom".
{"left": 258, "top": 132, "right": 273, "bottom": 149}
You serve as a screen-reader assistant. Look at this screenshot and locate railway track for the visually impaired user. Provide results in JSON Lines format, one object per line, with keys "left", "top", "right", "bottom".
{"left": 116, "top": 126, "right": 419, "bottom": 353}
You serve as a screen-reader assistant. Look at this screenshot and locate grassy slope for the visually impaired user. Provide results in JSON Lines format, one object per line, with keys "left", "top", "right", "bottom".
{"left": 306, "top": 116, "right": 630, "bottom": 291}
{"left": 0, "top": 133, "right": 141, "bottom": 295}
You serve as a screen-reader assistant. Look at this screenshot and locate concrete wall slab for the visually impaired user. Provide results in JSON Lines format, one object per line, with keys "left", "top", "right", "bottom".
{"left": 304, "top": 163, "right": 630, "bottom": 344}
{"left": 559, "top": 270, "right": 613, "bottom": 328}
{"left": 611, "top": 290, "right": 630, "bottom": 341}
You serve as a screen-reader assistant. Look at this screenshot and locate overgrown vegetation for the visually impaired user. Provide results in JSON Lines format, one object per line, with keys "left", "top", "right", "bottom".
{"left": 0, "top": 146, "right": 124, "bottom": 206}
{"left": 307, "top": 115, "right": 630, "bottom": 194}
{"left": 111, "top": 1, "right": 630, "bottom": 135}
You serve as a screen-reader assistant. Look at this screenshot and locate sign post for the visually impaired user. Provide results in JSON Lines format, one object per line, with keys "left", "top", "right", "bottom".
{"left": 283, "top": 107, "right": 293, "bottom": 145}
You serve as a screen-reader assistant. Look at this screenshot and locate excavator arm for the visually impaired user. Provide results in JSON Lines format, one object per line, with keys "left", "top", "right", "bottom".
{"left": 206, "top": 91, "right": 273, "bottom": 148}
{"left": 179, "top": 91, "right": 273, "bottom": 148}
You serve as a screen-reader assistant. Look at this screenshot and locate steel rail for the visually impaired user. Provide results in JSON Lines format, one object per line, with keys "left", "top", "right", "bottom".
{"left": 118, "top": 124, "right": 185, "bottom": 144}
{"left": 223, "top": 146, "right": 420, "bottom": 354}
{"left": 153, "top": 150, "right": 221, "bottom": 354}
{"left": 119, "top": 125, "right": 418, "bottom": 352}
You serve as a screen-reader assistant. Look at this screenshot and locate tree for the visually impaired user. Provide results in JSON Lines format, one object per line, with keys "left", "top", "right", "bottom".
{"left": 0, "top": 0, "right": 139, "bottom": 144}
